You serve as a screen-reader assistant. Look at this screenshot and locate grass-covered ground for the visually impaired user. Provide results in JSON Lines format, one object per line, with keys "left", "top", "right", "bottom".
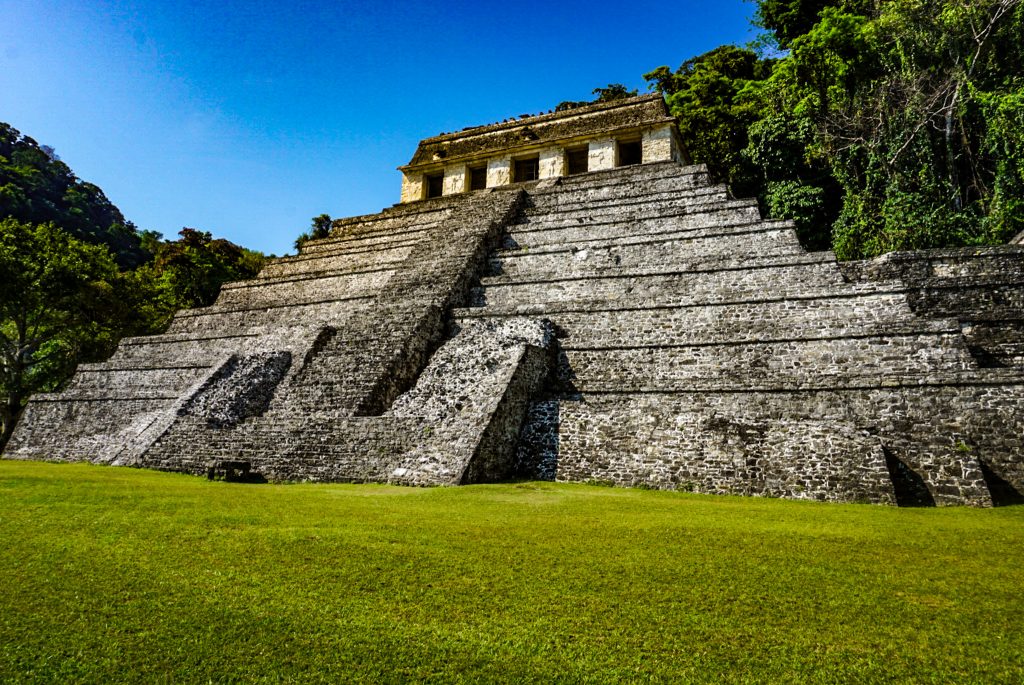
{"left": 1, "top": 461, "right": 1021, "bottom": 683}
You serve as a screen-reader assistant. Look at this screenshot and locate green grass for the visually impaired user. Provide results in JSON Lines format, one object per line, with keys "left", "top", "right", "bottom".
{"left": 1, "top": 462, "right": 1022, "bottom": 684}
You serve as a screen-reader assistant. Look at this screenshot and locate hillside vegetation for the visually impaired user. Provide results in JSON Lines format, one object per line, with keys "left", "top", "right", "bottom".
{"left": 645, "top": 0, "right": 1024, "bottom": 257}
{"left": 0, "top": 124, "right": 265, "bottom": 450}
{"left": 1, "top": 462, "right": 1021, "bottom": 683}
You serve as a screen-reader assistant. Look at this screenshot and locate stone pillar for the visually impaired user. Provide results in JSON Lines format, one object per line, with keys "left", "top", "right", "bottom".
{"left": 642, "top": 125, "right": 683, "bottom": 164}
{"left": 486, "top": 157, "right": 512, "bottom": 187}
{"left": 443, "top": 164, "right": 467, "bottom": 196}
{"left": 588, "top": 139, "right": 616, "bottom": 171}
{"left": 538, "top": 147, "right": 565, "bottom": 179}
{"left": 400, "top": 173, "right": 424, "bottom": 204}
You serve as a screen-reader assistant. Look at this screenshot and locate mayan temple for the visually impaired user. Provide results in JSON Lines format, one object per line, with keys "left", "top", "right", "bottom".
{"left": 5, "top": 94, "right": 1024, "bottom": 506}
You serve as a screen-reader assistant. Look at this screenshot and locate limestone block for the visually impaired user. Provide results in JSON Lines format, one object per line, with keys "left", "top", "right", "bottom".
{"left": 588, "top": 138, "right": 616, "bottom": 171}
{"left": 538, "top": 147, "right": 565, "bottom": 179}
{"left": 443, "top": 164, "right": 468, "bottom": 196}
{"left": 400, "top": 173, "right": 424, "bottom": 204}
{"left": 487, "top": 157, "right": 512, "bottom": 187}
{"left": 642, "top": 125, "right": 679, "bottom": 164}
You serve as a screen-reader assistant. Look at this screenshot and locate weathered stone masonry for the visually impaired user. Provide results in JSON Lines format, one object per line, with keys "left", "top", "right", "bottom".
{"left": 5, "top": 95, "right": 1024, "bottom": 506}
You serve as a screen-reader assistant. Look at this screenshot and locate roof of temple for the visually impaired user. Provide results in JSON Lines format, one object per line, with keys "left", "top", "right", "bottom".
{"left": 402, "top": 94, "right": 673, "bottom": 169}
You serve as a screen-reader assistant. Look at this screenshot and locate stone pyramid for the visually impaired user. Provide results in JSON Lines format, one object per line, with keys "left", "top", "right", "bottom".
{"left": 6, "top": 95, "right": 1024, "bottom": 506}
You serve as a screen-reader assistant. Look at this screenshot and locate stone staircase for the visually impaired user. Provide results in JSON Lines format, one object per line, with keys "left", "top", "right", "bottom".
{"left": 6, "top": 157, "right": 1023, "bottom": 505}
{"left": 460, "top": 161, "right": 1024, "bottom": 506}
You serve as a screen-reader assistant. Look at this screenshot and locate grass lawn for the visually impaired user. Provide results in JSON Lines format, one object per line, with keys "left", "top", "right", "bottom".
{"left": 0, "top": 461, "right": 1022, "bottom": 683}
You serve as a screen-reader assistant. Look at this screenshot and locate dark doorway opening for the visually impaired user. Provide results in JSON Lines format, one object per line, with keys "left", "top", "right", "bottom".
{"left": 514, "top": 157, "right": 540, "bottom": 182}
{"left": 617, "top": 140, "right": 642, "bottom": 167}
{"left": 567, "top": 147, "right": 589, "bottom": 175}
{"left": 426, "top": 173, "right": 444, "bottom": 199}
{"left": 469, "top": 165, "right": 487, "bottom": 190}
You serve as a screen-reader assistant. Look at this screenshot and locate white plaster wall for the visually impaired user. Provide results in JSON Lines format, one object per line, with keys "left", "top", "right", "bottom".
{"left": 642, "top": 125, "right": 677, "bottom": 163}
{"left": 487, "top": 157, "right": 512, "bottom": 187}
{"left": 539, "top": 147, "right": 566, "bottom": 179}
{"left": 443, "top": 165, "right": 468, "bottom": 196}
{"left": 588, "top": 139, "right": 616, "bottom": 171}
{"left": 400, "top": 173, "right": 424, "bottom": 204}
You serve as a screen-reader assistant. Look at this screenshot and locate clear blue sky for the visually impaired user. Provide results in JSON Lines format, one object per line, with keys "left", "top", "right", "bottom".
{"left": 1, "top": 0, "right": 757, "bottom": 256}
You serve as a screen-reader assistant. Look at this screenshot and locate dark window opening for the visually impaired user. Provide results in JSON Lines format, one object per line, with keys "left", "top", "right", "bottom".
{"left": 426, "top": 173, "right": 444, "bottom": 199}
{"left": 469, "top": 165, "right": 487, "bottom": 191}
{"left": 514, "top": 157, "right": 540, "bottom": 182}
{"left": 567, "top": 147, "right": 588, "bottom": 175}
{"left": 617, "top": 140, "right": 642, "bottom": 167}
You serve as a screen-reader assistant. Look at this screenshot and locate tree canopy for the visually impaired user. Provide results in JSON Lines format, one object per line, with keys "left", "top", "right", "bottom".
{"left": 0, "top": 125, "right": 266, "bottom": 447}
{"left": 0, "top": 219, "right": 123, "bottom": 448}
{"left": 646, "top": 0, "right": 1024, "bottom": 258}
{"left": 0, "top": 123, "right": 147, "bottom": 267}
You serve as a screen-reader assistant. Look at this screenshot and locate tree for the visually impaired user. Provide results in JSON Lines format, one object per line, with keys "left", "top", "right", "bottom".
{"left": 556, "top": 84, "right": 639, "bottom": 112}
{"left": 123, "top": 228, "right": 266, "bottom": 335}
{"left": 0, "top": 122, "right": 147, "bottom": 267}
{"left": 294, "top": 213, "right": 333, "bottom": 251}
{"left": 0, "top": 219, "right": 122, "bottom": 449}
{"left": 643, "top": 0, "right": 1022, "bottom": 258}
{"left": 645, "top": 46, "right": 776, "bottom": 197}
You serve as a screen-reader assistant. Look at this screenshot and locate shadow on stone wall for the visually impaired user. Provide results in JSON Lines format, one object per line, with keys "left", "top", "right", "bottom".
{"left": 884, "top": 448, "right": 937, "bottom": 507}
{"left": 979, "top": 460, "right": 1024, "bottom": 506}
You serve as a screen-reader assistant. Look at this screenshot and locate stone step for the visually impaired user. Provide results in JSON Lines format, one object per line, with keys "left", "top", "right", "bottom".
{"left": 516, "top": 195, "right": 758, "bottom": 230}
{"left": 299, "top": 219, "right": 438, "bottom": 254}
{"left": 961, "top": 319, "right": 1024, "bottom": 368}
{"left": 538, "top": 384, "right": 1022, "bottom": 506}
{"left": 475, "top": 265, "right": 881, "bottom": 310}
{"left": 457, "top": 291, "right": 952, "bottom": 347}
{"left": 501, "top": 219, "right": 797, "bottom": 256}
{"left": 486, "top": 227, "right": 805, "bottom": 281}
{"left": 523, "top": 178, "right": 726, "bottom": 213}
{"left": 906, "top": 279, "right": 1024, "bottom": 320}
{"left": 569, "top": 366, "right": 1024, "bottom": 394}
{"left": 560, "top": 333, "right": 977, "bottom": 389}
{"left": 512, "top": 202, "right": 762, "bottom": 239}
{"left": 259, "top": 244, "right": 414, "bottom": 280}
{"left": 525, "top": 161, "right": 709, "bottom": 196}
{"left": 506, "top": 212, "right": 769, "bottom": 250}
{"left": 841, "top": 246, "right": 1024, "bottom": 283}
{"left": 165, "top": 297, "right": 372, "bottom": 336}
{"left": 226, "top": 263, "right": 395, "bottom": 290}
{"left": 216, "top": 269, "right": 394, "bottom": 309}
{"left": 65, "top": 365, "right": 213, "bottom": 392}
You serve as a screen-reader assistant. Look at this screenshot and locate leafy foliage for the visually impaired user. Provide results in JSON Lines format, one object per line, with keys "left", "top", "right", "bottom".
{"left": 555, "top": 84, "right": 639, "bottom": 112}
{"left": 0, "top": 219, "right": 123, "bottom": 448}
{"left": 0, "top": 126, "right": 266, "bottom": 445}
{"left": 646, "top": 0, "right": 1024, "bottom": 258}
{"left": 293, "top": 213, "right": 333, "bottom": 251}
{"left": 0, "top": 123, "right": 147, "bottom": 267}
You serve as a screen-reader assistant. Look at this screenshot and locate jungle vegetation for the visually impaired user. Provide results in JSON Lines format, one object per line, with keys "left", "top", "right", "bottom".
{"left": 0, "top": 125, "right": 266, "bottom": 449}
{"left": 645, "top": 0, "right": 1024, "bottom": 257}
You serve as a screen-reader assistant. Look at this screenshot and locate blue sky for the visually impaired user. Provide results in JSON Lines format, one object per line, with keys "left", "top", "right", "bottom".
{"left": 1, "top": 0, "right": 757, "bottom": 256}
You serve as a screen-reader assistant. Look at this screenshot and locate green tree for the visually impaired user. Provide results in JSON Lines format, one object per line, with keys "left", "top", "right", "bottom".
{"left": 123, "top": 228, "right": 266, "bottom": 335}
{"left": 556, "top": 84, "right": 640, "bottom": 112}
{"left": 294, "top": 213, "right": 334, "bottom": 251}
{"left": 0, "top": 123, "right": 147, "bottom": 267}
{"left": 644, "top": 0, "right": 1022, "bottom": 258}
{"left": 645, "top": 46, "right": 776, "bottom": 197}
{"left": 0, "top": 219, "right": 122, "bottom": 449}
